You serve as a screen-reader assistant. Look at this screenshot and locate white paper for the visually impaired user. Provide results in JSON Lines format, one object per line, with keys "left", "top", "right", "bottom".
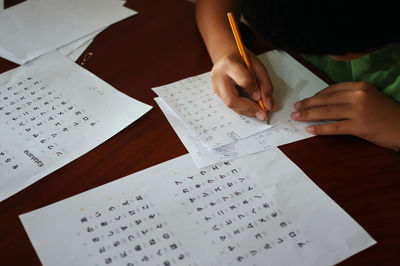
{"left": 155, "top": 97, "right": 273, "bottom": 168}
{"left": 49, "top": 0, "right": 126, "bottom": 58}
{"left": 0, "top": 51, "right": 152, "bottom": 202}
{"left": 0, "top": 45, "right": 19, "bottom": 63}
{"left": 66, "top": 39, "right": 93, "bottom": 62}
{"left": 155, "top": 51, "right": 327, "bottom": 168}
{"left": 153, "top": 73, "right": 272, "bottom": 149}
{"left": 0, "top": 0, "right": 4, "bottom": 11}
{"left": 259, "top": 51, "right": 328, "bottom": 124}
{"left": 20, "top": 148, "right": 375, "bottom": 266}
{"left": 0, "top": 0, "right": 137, "bottom": 64}
{"left": 57, "top": 1, "right": 127, "bottom": 60}
{"left": 58, "top": 29, "right": 102, "bottom": 57}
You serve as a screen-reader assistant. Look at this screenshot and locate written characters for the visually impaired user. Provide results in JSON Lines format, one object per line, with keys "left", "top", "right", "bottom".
{"left": 24, "top": 150, "right": 44, "bottom": 167}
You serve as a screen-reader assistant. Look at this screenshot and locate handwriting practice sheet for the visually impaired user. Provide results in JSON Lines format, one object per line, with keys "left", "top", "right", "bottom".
{"left": 20, "top": 148, "right": 375, "bottom": 266}
{"left": 156, "top": 97, "right": 319, "bottom": 169}
{"left": 152, "top": 73, "right": 272, "bottom": 149}
{"left": 154, "top": 51, "right": 327, "bottom": 168}
{"left": 0, "top": 51, "right": 152, "bottom": 202}
{"left": 154, "top": 97, "right": 272, "bottom": 168}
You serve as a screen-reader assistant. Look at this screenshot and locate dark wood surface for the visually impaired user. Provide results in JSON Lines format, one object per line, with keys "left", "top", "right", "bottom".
{"left": 0, "top": 0, "right": 399, "bottom": 265}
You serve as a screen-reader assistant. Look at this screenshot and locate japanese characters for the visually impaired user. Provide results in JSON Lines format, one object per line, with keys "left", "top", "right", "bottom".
{"left": 0, "top": 51, "right": 151, "bottom": 202}
{"left": 20, "top": 148, "right": 375, "bottom": 266}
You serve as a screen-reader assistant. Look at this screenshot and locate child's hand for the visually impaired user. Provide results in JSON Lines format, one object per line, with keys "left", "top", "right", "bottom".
{"left": 291, "top": 81, "right": 400, "bottom": 151}
{"left": 211, "top": 49, "right": 276, "bottom": 120}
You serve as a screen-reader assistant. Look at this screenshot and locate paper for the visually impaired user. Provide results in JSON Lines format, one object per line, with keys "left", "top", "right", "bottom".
{"left": 258, "top": 51, "right": 328, "bottom": 124}
{"left": 58, "top": 29, "right": 102, "bottom": 58}
{"left": 66, "top": 39, "right": 94, "bottom": 62}
{"left": 0, "top": 51, "right": 152, "bottom": 202}
{"left": 155, "top": 97, "right": 273, "bottom": 168}
{"left": 0, "top": 0, "right": 3, "bottom": 11}
{"left": 155, "top": 51, "right": 327, "bottom": 168}
{"left": 57, "top": 0, "right": 129, "bottom": 59}
{"left": 20, "top": 148, "right": 375, "bottom": 266}
{"left": 0, "top": 0, "right": 137, "bottom": 64}
{"left": 153, "top": 73, "right": 272, "bottom": 149}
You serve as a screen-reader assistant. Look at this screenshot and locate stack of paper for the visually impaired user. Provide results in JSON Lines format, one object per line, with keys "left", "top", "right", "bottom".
{"left": 153, "top": 50, "right": 328, "bottom": 168}
{"left": 0, "top": 0, "right": 136, "bottom": 64}
{"left": 57, "top": 28, "right": 102, "bottom": 62}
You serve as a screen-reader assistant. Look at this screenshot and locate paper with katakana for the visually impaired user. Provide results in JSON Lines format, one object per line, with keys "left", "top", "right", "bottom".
{"left": 20, "top": 148, "right": 375, "bottom": 266}
{"left": 0, "top": 51, "right": 151, "bottom": 202}
{"left": 152, "top": 74, "right": 273, "bottom": 150}
{"left": 154, "top": 51, "right": 328, "bottom": 168}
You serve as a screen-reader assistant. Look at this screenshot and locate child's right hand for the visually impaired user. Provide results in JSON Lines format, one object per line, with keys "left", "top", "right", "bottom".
{"left": 195, "top": 0, "right": 275, "bottom": 120}
{"left": 210, "top": 48, "right": 276, "bottom": 121}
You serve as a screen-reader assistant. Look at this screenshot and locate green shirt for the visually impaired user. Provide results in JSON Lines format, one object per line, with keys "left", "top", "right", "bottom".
{"left": 306, "top": 43, "right": 400, "bottom": 103}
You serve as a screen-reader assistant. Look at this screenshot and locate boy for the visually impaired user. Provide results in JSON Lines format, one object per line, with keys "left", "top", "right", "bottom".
{"left": 195, "top": 0, "right": 400, "bottom": 151}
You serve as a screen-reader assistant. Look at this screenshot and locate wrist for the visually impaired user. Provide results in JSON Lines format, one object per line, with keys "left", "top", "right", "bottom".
{"left": 211, "top": 43, "right": 241, "bottom": 64}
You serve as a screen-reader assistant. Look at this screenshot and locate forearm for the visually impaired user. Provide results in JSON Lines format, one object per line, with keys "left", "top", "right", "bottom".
{"left": 195, "top": 0, "right": 242, "bottom": 63}
{"left": 384, "top": 106, "right": 400, "bottom": 151}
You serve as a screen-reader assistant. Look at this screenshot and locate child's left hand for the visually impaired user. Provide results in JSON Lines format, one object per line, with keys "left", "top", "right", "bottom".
{"left": 291, "top": 81, "right": 400, "bottom": 151}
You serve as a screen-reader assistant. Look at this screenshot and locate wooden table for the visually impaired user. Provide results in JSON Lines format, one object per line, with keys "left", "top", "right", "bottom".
{"left": 0, "top": 0, "right": 399, "bottom": 265}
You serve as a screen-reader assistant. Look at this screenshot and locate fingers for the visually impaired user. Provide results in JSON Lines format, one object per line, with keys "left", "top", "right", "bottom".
{"left": 232, "top": 97, "right": 267, "bottom": 120}
{"left": 220, "top": 51, "right": 277, "bottom": 112}
{"left": 294, "top": 90, "right": 356, "bottom": 110}
{"left": 305, "top": 120, "right": 354, "bottom": 135}
{"left": 212, "top": 66, "right": 267, "bottom": 120}
{"left": 315, "top": 81, "right": 372, "bottom": 96}
{"left": 291, "top": 104, "right": 352, "bottom": 121}
{"left": 223, "top": 57, "right": 258, "bottom": 98}
{"left": 211, "top": 54, "right": 269, "bottom": 120}
{"left": 250, "top": 54, "right": 275, "bottom": 111}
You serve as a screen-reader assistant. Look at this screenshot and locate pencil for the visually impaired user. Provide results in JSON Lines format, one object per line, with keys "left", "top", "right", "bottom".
{"left": 227, "top": 12, "right": 265, "bottom": 111}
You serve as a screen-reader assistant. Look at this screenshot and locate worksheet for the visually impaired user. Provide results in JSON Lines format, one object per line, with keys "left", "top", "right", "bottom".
{"left": 153, "top": 51, "right": 327, "bottom": 151}
{"left": 0, "top": 51, "right": 152, "bottom": 202}
{"left": 154, "top": 51, "right": 327, "bottom": 168}
{"left": 156, "top": 97, "right": 315, "bottom": 169}
{"left": 0, "top": 0, "right": 136, "bottom": 64}
{"left": 153, "top": 73, "right": 272, "bottom": 149}
{"left": 20, "top": 148, "right": 375, "bottom": 266}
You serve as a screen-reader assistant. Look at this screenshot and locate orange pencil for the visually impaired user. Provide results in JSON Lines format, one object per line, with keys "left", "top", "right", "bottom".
{"left": 227, "top": 12, "right": 265, "bottom": 112}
